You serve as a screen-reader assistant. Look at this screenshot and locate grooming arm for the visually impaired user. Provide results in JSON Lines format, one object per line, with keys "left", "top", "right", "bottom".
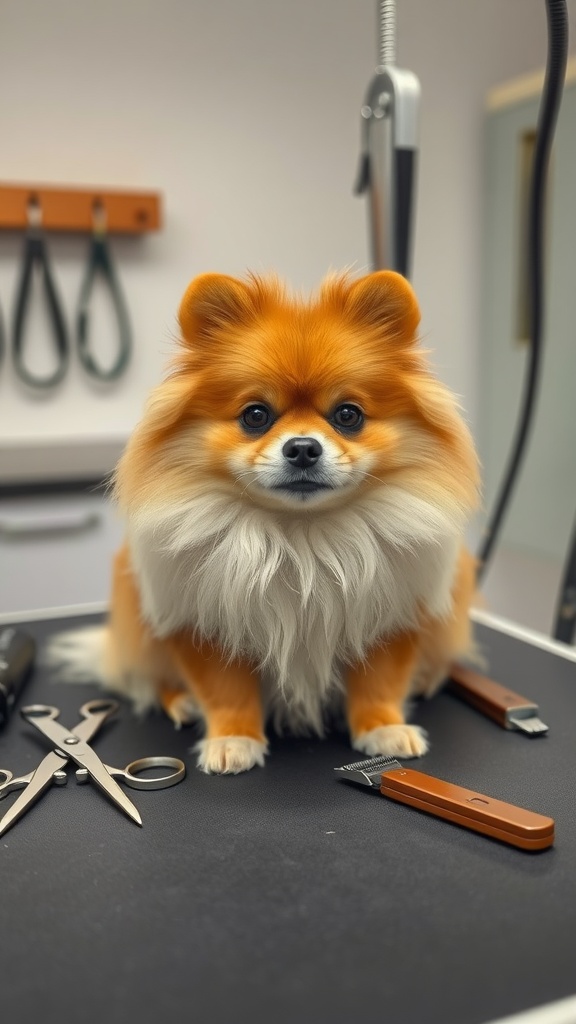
{"left": 355, "top": 3, "right": 420, "bottom": 276}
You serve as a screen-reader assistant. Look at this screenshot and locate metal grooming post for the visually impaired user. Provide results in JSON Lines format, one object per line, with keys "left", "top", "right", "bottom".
{"left": 355, "top": 1, "right": 420, "bottom": 277}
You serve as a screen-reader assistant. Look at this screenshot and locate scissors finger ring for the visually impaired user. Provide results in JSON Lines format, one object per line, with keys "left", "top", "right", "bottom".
{"left": 76, "top": 756, "right": 186, "bottom": 791}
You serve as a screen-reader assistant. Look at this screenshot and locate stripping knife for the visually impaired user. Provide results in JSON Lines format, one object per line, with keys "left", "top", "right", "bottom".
{"left": 335, "top": 755, "right": 555, "bottom": 851}
{"left": 449, "top": 664, "right": 548, "bottom": 735}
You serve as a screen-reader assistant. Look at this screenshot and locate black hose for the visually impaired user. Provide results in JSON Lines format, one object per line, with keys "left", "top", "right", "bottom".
{"left": 477, "top": 0, "right": 569, "bottom": 582}
{"left": 553, "top": 514, "right": 576, "bottom": 641}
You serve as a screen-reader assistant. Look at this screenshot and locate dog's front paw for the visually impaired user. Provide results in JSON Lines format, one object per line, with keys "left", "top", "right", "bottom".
{"left": 353, "top": 724, "right": 429, "bottom": 759}
{"left": 196, "top": 736, "right": 268, "bottom": 774}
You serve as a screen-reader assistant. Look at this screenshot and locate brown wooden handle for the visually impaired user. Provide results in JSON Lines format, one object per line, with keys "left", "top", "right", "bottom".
{"left": 380, "top": 768, "right": 554, "bottom": 850}
{"left": 448, "top": 664, "right": 538, "bottom": 728}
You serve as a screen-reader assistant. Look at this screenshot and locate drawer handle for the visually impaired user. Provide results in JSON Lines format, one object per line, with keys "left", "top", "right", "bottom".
{"left": 0, "top": 511, "right": 101, "bottom": 538}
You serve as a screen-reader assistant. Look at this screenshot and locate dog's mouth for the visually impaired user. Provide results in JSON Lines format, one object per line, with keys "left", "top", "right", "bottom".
{"left": 268, "top": 477, "right": 336, "bottom": 497}
{"left": 241, "top": 463, "right": 356, "bottom": 502}
{"left": 271, "top": 479, "right": 334, "bottom": 494}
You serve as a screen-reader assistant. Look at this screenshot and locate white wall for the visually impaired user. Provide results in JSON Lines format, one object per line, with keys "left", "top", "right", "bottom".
{"left": 0, "top": 0, "right": 563, "bottom": 470}
{"left": 397, "top": 0, "right": 560, "bottom": 423}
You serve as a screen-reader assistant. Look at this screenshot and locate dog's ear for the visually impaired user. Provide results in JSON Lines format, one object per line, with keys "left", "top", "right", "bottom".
{"left": 345, "top": 271, "right": 421, "bottom": 342}
{"left": 178, "top": 273, "right": 256, "bottom": 345}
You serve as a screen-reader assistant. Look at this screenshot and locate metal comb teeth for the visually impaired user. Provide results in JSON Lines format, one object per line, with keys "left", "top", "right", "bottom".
{"left": 334, "top": 755, "right": 403, "bottom": 787}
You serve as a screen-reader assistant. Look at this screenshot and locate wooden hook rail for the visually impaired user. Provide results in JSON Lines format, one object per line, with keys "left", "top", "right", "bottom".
{"left": 0, "top": 183, "right": 162, "bottom": 234}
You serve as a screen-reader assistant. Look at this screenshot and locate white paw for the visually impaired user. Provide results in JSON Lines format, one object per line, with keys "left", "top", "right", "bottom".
{"left": 353, "top": 724, "right": 429, "bottom": 759}
{"left": 195, "top": 736, "right": 268, "bottom": 775}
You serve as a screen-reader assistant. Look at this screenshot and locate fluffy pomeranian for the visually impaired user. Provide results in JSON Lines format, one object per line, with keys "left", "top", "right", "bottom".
{"left": 52, "top": 270, "right": 479, "bottom": 774}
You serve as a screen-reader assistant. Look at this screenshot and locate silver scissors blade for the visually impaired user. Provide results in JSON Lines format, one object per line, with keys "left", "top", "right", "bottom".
{"left": 68, "top": 744, "right": 142, "bottom": 825}
{"left": 0, "top": 752, "right": 63, "bottom": 838}
{"left": 21, "top": 705, "right": 142, "bottom": 826}
{"left": 0, "top": 701, "right": 120, "bottom": 838}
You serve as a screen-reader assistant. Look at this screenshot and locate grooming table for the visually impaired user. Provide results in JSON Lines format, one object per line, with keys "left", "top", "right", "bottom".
{"left": 1, "top": 608, "right": 575, "bottom": 1024}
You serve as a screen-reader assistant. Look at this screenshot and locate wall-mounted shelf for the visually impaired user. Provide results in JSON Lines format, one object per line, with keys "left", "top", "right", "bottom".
{"left": 0, "top": 183, "right": 162, "bottom": 233}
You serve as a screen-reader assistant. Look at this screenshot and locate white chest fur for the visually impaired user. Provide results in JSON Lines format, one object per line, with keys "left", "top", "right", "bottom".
{"left": 128, "top": 486, "right": 460, "bottom": 730}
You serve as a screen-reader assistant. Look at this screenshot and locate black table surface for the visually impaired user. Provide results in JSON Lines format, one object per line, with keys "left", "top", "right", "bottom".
{"left": 1, "top": 612, "right": 575, "bottom": 1024}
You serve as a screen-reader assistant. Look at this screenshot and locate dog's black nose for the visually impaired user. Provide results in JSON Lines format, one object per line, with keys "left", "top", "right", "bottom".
{"left": 282, "top": 437, "right": 323, "bottom": 468}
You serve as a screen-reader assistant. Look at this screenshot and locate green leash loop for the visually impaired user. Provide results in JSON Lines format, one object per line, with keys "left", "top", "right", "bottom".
{"left": 76, "top": 231, "right": 132, "bottom": 382}
{"left": 11, "top": 231, "right": 70, "bottom": 390}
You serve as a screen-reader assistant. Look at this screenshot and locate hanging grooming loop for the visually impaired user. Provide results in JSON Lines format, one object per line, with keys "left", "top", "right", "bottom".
{"left": 75, "top": 199, "right": 133, "bottom": 383}
{"left": 0, "top": 183, "right": 161, "bottom": 389}
{"left": 11, "top": 195, "right": 70, "bottom": 390}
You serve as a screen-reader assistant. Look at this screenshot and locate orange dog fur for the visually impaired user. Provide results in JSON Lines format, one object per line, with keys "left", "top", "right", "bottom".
{"left": 51, "top": 270, "right": 479, "bottom": 773}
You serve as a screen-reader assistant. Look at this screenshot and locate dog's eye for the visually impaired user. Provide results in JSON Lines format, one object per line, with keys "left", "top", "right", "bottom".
{"left": 240, "top": 404, "right": 273, "bottom": 432}
{"left": 332, "top": 404, "right": 364, "bottom": 432}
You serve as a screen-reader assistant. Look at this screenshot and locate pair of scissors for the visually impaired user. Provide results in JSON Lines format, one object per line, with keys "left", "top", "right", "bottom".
{"left": 0, "top": 700, "right": 185, "bottom": 838}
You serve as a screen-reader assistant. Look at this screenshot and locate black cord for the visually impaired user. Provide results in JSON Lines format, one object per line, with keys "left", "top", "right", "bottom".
{"left": 477, "top": 0, "right": 569, "bottom": 582}
{"left": 553, "top": 514, "right": 576, "bottom": 642}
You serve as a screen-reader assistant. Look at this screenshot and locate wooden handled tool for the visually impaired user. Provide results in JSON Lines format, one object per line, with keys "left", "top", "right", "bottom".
{"left": 448, "top": 664, "right": 548, "bottom": 735}
{"left": 335, "top": 755, "right": 554, "bottom": 851}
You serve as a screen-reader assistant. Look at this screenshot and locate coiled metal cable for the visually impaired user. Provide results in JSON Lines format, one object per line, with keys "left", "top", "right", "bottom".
{"left": 378, "top": 0, "right": 396, "bottom": 67}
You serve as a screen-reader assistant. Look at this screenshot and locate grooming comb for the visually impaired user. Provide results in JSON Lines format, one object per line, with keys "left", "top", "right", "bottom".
{"left": 335, "top": 755, "right": 554, "bottom": 851}
{"left": 448, "top": 664, "right": 548, "bottom": 735}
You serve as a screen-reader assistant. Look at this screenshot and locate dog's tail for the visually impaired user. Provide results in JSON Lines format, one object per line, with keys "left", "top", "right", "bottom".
{"left": 44, "top": 624, "right": 160, "bottom": 715}
{"left": 44, "top": 625, "right": 111, "bottom": 686}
